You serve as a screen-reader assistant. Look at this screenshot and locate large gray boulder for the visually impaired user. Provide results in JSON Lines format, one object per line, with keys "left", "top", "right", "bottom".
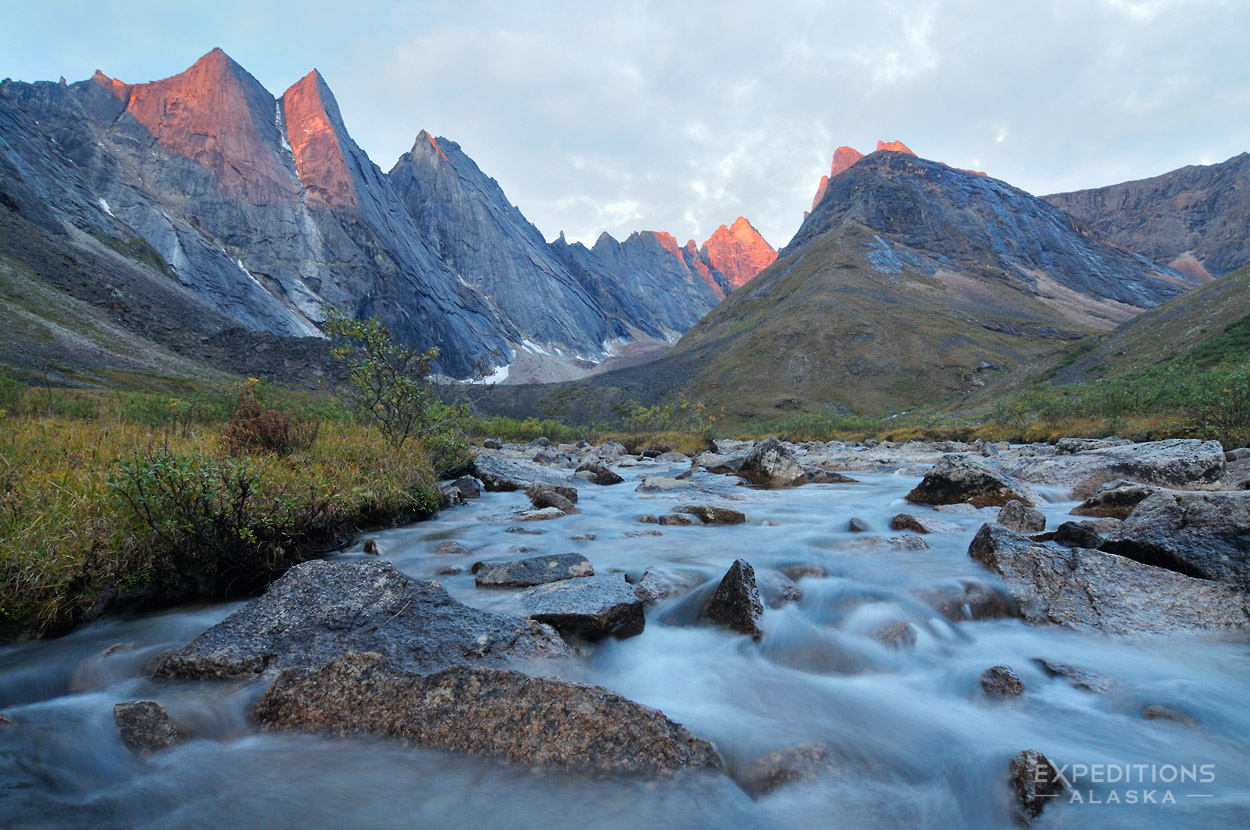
{"left": 473, "top": 455, "right": 582, "bottom": 492}
{"left": 1100, "top": 490, "right": 1250, "bottom": 590}
{"left": 997, "top": 500, "right": 1046, "bottom": 534}
{"left": 255, "top": 653, "right": 721, "bottom": 774}
{"left": 906, "top": 455, "right": 1035, "bottom": 507}
{"left": 473, "top": 553, "right": 594, "bottom": 588}
{"left": 152, "top": 560, "right": 567, "bottom": 679}
{"left": 738, "top": 438, "right": 807, "bottom": 488}
{"left": 968, "top": 523, "right": 1250, "bottom": 635}
{"left": 999, "top": 439, "right": 1226, "bottom": 496}
{"left": 522, "top": 574, "right": 645, "bottom": 640}
{"left": 575, "top": 457, "right": 624, "bottom": 485}
{"left": 702, "top": 560, "right": 764, "bottom": 639}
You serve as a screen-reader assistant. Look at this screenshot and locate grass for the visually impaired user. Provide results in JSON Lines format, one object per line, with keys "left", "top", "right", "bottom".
{"left": 0, "top": 381, "right": 440, "bottom": 639}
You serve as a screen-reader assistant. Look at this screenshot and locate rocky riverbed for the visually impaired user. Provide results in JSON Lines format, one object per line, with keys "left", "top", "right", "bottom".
{"left": 1, "top": 436, "right": 1248, "bottom": 828}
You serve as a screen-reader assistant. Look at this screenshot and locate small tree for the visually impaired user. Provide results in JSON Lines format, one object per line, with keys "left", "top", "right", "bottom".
{"left": 322, "top": 308, "right": 472, "bottom": 472}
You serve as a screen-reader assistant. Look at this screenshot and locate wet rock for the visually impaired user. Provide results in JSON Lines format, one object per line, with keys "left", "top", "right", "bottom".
{"left": 703, "top": 560, "right": 765, "bottom": 639}
{"left": 801, "top": 466, "right": 858, "bottom": 484}
{"left": 885, "top": 534, "right": 930, "bottom": 551}
{"left": 362, "top": 539, "right": 380, "bottom": 556}
{"left": 1056, "top": 437, "right": 1132, "bottom": 454}
{"left": 636, "top": 476, "right": 696, "bottom": 493}
{"left": 531, "top": 448, "right": 561, "bottom": 464}
{"left": 1049, "top": 521, "right": 1105, "bottom": 548}
{"left": 255, "top": 653, "right": 720, "bottom": 774}
{"left": 997, "top": 500, "right": 1046, "bottom": 534}
{"left": 624, "top": 529, "right": 663, "bottom": 538}
{"left": 1033, "top": 659, "right": 1114, "bottom": 693}
{"left": 512, "top": 507, "right": 567, "bottom": 522}
{"left": 1009, "top": 749, "right": 1065, "bottom": 824}
{"left": 1100, "top": 490, "right": 1250, "bottom": 590}
{"left": 1000, "top": 438, "right": 1226, "bottom": 497}
{"left": 473, "top": 553, "right": 595, "bottom": 588}
{"left": 449, "top": 476, "right": 482, "bottom": 499}
{"left": 871, "top": 620, "right": 916, "bottom": 649}
{"left": 525, "top": 482, "right": 578, "bottom": 504}
{"left": 758, "top": 571, "right": 803, "bottom": 609}
{"left": 658, "top": 513, "right": 701, "bottom": 526}
{"left": 0, "top": 713, "right": 12, "bottom": 726}
{"left": 694, "top": 451, "right": 746, "bottom": 474}
{"left": 433, "top": 541, "right": 472, "bottom": 556}
{"left": 572, "top": 533, "right": 596, "bottom": 541}
{"left": 889, "top": 513, "right": 965, "bottom": 534}
{"left": 906, "top": 455, "right": 1035, "bottom": 508}
{"left": 440, "top": 483, "right": 467, "bottom": 507}
{"left": 113, "top": 700, "right": 177, "bottom": 752}
{"left": 980, "top": 666, "right": 1025, "bottom": 699}
{"left": 528, "top": 437, "right": 551, "bottom": 448}
{"left": 482, "top": 437, "right": 503, "bottom": 450}
{"left": 435, "top": 566, "right": 462, "bottom": 576}
{"left": 633, "top": 568, "right": 703, "bottom": 607}
{"left": 969, "top": 523, "right": 1250, "bottom": 635}
{"left": 741, "top": 743, "right": 836, "bottom": 797}
{"left": 575, "top": 457, "right": 624, "bottom": 486}
{"left": 779, "top": 563, "right": 828, "bottom": 582}
{"left": 656, "top": 451, "right": 690, "bottom": 463}
{"left": 674, "top": 504, "right": 746, "bottom": 524}
{"left": 525, "top": 486, "right": 579, "bottom": 515}
{"left": 598, "top": 441, "right": 628, "bottom": 457}
{"left": 848, "top": 517, "right": 871, "bottom": 533}
{"left": 738, "top": 437, "right": 807, "bottom": 488}
{"left": 506, "top": 526, "right": 544, "bottom": 535}
{"left": 152, "top": 560, "right": 567, "bottom": 679}
{"left": 835, "top": 534, "right": 932, "bottom": 553}
{"left": 1070, "top": 480, "right": 1157, "bottom": 519}
{"left": 1143, "top": 705, "right": 1198, "bottom": 727}
{"left": 912, "top": 580, "right": 1019, "bottom": 622}
{"left": 522, "top": 574, "right": 645, "bottom": 640}
{"left": 474, "top": 454, "right": 581, "bottom": 492}
{"left": 638, "top": 515, "right": 660, "bottom": 524}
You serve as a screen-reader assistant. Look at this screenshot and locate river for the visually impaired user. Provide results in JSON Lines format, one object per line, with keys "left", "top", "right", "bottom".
{"left": 2, "top": 459, "right": 1247, "bottom": 828}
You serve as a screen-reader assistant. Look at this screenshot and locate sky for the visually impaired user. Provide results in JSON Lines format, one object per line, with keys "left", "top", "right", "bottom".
{"left": 3, "top": 0, "right": 1248, "bottom": 250}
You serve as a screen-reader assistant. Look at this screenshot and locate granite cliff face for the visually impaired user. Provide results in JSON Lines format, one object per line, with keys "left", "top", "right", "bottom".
{"left": 701, "top": 217, "right": 776, "bottom": 290}
{"left": 1044, "top": 152, "right": 1250, "bottom": 280}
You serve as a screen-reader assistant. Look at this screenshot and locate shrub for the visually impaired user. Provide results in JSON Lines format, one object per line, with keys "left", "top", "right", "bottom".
{"left": 222, "top": 380, "right": 319, "bottom": 456}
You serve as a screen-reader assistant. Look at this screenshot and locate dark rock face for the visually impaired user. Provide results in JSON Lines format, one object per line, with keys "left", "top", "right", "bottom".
{"left": 255, "top": 653, "right": 721, "bottom": 774}
{"left": 1008, "top": 749, "right": 1065, "bottom": 824}
{"left": 113, "top": 701, "right": 177, "bottom": 752}
{"left": 741, "top": 743, "right": 835, "bottom": 797}
{"left": 997, "top": 500, "right": 1046, "bottom": 534}
{"left": 522, "top": 574, "right": 645, "bottom": 640}
{"left": 980, "top": 666, "right": 1025, "bottom": 699}
{"left": 1071, "top": 481, "right": 1157, "bottom": 519}
{"left": 738, "top": 438, "right": 807, "bottom": 488}
{"left": 907, "top": 455, "right": 1034, "bottom": 508}
{"left": 1100, "top": 491, "right": 1250, "bottom": 590}
{"left": 703, "top": 560, "right": 764, "bottom": 639}
{"left": 1044, "top": 152, "right": 1250, "bottom": 279}
{"left": 473, "top": 455, "right": 581, "bottom": 492}
{"left": 1049, "top": 521, "right": 1106, "bottom": 549}
{"left": 968, "top": 523, "right": 1250, "bottom": 635}
{"left": 473, "top": 553, "right": 594, "bottom": 588}
{"left": 152, "top": 560, "right": 566, "bottom": 679}
{"left": 674, "top": 504, "right": 746, "bottom": 524}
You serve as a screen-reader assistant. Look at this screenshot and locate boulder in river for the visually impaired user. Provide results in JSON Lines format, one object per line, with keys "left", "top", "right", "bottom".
{"left": 980, "top": 666, "right": 1025, "bottom": 699}
{"left": 741, "top": 742, "right": 836, "bottom": 797}
{"left": 433, "top": 541, "right": 473, "bottom": 556}
{"left": 474, "top": 455, "right": 581, "bottom": 492}
{"left": 636, "top": 476, "right": 697, "bottom": 493}
{"left": 1069, "top": 480, "right": 1156, "bottom": 519}
{"left": 1008, "top": 749, "right": 1065, "bottom": 824}
{"left": 674, "top": 504, "right": 746, "bottom": 525}
{"left": 703, "top": 560, "right": 765, "bottom": 639}
{"left": 1100, "top": 490, "right": 1250, "bottom": 591}
{"left": 524, "top": 485, "right": 579, "bottom": 515}
{"left": 848, "top": 517, "right": 871, "bottom": 533}
{"left": 152, "top": 560, "right": 567, "bottom": 679}
{"left": 738, "top": 437, "right": 807, "bottom": 488}
{"left": 473, "top": 553, "right": 594, "bottom": 588}
{"left": 996, "top": 500, "right": 1046, "bottom": 534}
{"left": 906, "top": 455, "right": 1036, "bottom": 508}
{"left": 632, "top": 568, "right": 703, "bottom": 607}
{"left": 255, "top": 653, "right": 721, "bottom": 774}
{"left": 968, "top": 523, "right": 1250, "bottom": 635}
{"left": 889, "top": 513, "right": 965, "bottom": 534}
{"left": 114, "top": 700, "right": 177, "bottom": 753}
{"left": 522, "top": 573, "right": 645, "bottom": 640}
{"left": 999, "top": 438, "right": 1226, "bottom": 497}
{"left": 913, "top": 580, "right": 1019, "bottom": 622}
{"left": 1048, "top": 521, "right": 1106, "bottom": 549}
{"left": 575, "top": 457, "right": 624, "bottom": 486}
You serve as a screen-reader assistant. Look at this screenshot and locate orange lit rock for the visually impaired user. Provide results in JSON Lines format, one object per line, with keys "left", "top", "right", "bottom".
{"left": 121, "top": 48, "right": 298, "bottom": 204}
{"left": 876, "top": 140, "right": 916, "bottom": 156}
{"left": 282, "top": 71, "right": 358, "bottom": 207}
{"left": 683, "top": 239, "right": 725, "bottom": 299}
{"left": 831, "top": 146, "right": 865, "bottom": 177}
{"left": 701, "top": 217, "right": 776, "bottom": 289}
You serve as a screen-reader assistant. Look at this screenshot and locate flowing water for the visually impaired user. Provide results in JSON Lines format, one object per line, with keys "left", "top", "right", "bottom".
{"left": 2, "top": 460, "right": 1248, "bottom": 828}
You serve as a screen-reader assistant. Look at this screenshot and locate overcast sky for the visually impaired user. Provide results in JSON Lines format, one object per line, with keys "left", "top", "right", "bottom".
{"left": 4, "top": 0, "right": 1248, "bottom": 249}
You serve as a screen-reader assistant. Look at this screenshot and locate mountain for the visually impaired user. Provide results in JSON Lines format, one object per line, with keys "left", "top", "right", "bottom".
{"left": 701, "top": 217, "right": 776, "bottom": 290}
{"left": 0, "top": 50, "right": 778, "bottom": 385}
{"left": 531, "top": 149, "right": 1198, "bottom": 420}
{"left": 1043, "top": 152, "right": 1250, "bottom": 281}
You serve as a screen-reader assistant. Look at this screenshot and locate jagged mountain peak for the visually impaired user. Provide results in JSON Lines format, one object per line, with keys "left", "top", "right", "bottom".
{"left": 282, "top": 69, "right": 357, "bottom": 207}
{"left": 700, "top": 216, "right": 776, "bottom": 290}
{"left": 875, "top": 139, "right": 916, "bottom": 155}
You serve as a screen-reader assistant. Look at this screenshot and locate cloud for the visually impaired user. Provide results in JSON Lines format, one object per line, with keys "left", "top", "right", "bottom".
{"left": 2, "top": 0, "right": 1247, "bottom": 250}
